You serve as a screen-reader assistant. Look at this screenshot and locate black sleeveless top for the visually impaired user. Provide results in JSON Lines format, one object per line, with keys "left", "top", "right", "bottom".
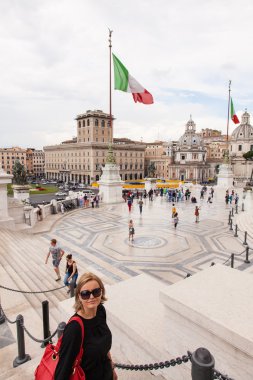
{"left": 55, "top": 304, "right": 113, "bottom": 380}
{"left": 66, "top": 261, "right": 78, "bottom": 275}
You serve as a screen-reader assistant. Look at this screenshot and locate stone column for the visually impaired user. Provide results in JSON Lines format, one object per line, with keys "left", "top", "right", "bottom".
{"left": 0, "top": 168, "right": 15, "bottom": 229}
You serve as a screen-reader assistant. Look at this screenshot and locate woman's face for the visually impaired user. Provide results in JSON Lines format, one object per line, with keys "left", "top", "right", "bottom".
{"left": 79, "top": 280, "right": 102, "bottom": 312}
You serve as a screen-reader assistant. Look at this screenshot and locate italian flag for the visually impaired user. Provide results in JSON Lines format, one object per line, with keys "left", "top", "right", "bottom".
{"left": 112, "top": 53, "right": 154, "bottom": 105}
{"left": 231, "top": 98, "right": 240, "bottom": 124}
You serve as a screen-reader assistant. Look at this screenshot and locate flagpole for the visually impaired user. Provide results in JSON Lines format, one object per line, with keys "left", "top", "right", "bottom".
{"left": 106, "top": 28, "right": 116, "bottom": 164}
{"left": 109, "top": 28, "right": 113, "bottom": 144}
{"left": 225, "top": 80, "right": 231, "bottom": 162}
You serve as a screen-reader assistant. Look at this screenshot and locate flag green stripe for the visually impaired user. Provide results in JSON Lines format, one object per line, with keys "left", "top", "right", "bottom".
{"left": 112, "top": 54, "right": 129, "bottom": 92}
{"left": 231, "top": 98, "right": 235, "bottom": 116}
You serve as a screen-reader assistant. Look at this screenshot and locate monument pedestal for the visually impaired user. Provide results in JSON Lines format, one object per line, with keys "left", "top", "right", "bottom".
{"left": 217, "top": 151, "right": 234, "bottom": 188}
{"left": 0, "top": 169, "right": 15, "bottom": 229}
{"left": 13, "top": 184, "right": 30, "bottom": 202}
{"left": 98, "top": 163, "right": 123, "bottom": 204}
{"left": 145, "top": 178, "right": 157, "bottom": 193}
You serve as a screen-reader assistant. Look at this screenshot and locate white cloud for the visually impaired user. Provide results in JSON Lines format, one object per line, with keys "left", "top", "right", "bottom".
{"left": 0, "top": 0, "right": 253, "bottom": 149}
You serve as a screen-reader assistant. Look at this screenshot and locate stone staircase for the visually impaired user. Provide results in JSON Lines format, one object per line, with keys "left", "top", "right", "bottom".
{"left": 0, "top": 228, "right": 88, "bottom": 379}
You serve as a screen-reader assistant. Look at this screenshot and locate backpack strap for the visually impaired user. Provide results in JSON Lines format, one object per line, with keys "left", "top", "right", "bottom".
{"left": 54, "top": 315, "right": 85, "bottom": 363}
{"left": 68, "top": 316, "right": 85, "bottom": 365}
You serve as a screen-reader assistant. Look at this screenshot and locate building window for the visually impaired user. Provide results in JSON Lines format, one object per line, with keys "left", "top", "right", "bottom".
{"left": 87, "top": 119, "right": 90, "bottom": 126}
{"left": 82, "top": 120, "right": 85, "bottom": 127}
{"left": 251, "top": 145, "right": 253, "bottom": 151}
{"left": 101, "top": 120, "right": 105, "bottom": 127}
{"left": 95, "top": 119, "right": 99, "bottom": 126}
{"left": 238, "top": 145, "right": 242, "bottom": 151}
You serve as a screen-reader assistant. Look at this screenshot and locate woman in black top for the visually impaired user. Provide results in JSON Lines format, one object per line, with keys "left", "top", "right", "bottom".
{"left": 55, "top": 272, "right": 117, "bottom": 380}
{"left": 63, "top": 254, "right": 78, "bottom": 294}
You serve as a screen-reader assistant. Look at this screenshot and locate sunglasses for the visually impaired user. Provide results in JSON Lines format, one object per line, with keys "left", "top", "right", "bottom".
{"left": 80, "top": 287, "right": 102, "bottom": 300}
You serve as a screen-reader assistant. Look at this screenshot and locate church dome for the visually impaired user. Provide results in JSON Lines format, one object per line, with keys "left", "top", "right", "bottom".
{"left": 178, "top": 116, "right": 203, "bottom": 147}
{"left": 231, "top": 110, "right": 253, "bottom": 141}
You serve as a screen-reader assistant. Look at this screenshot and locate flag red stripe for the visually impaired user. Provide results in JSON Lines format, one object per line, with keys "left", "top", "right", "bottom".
{"left": 132, "top": 89, "right": 154, "bottom": 105}
{"left": 232, "top": 115, "right": 240, "bottom": 124}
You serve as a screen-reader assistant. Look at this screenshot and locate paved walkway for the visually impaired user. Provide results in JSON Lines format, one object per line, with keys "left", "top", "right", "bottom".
{"left": 0, "top": 185, "right": 252, "bottom": 378}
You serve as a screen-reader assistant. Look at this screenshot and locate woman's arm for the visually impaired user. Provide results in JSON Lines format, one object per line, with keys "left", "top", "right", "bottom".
{"left": 68, "top": 262, "right": 77, "bottom": 280}
{"left": 107, "top": 352, "right": 118, "bottom": 380}
{"left": 55, "top": 320, "right": 82, "bottom": 380}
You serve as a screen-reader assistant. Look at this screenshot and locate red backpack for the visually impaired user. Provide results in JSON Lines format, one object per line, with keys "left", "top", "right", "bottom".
{"left": 34, "top": 316, "right": 85, "bottom": 380}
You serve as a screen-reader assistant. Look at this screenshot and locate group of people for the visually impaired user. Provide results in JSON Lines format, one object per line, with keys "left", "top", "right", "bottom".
{"left": 45, "top": 239, "right": 78, "bottom": 293}
{"left": 45, "top": 238, "right": 117, "bottom": 380}
{"left": 225, "top": 189, "right": 239, "bottom": 205}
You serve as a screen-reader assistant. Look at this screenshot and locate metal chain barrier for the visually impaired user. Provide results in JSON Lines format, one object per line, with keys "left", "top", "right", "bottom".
{"left": 22, "top": 322, "right": 58, "bottom": 344}
{"left": 114, "top": 353, "right": 191, "bottom": 371}
{"left": 0, "top": 305, "right": 17, "bottom": 324}
{"left": 0, "top": 284, "right": 66, "bottom": 294}
{"left": 0, "top": 304, "right": 57, "bottom": 344}
{"left": 213, "top": 369, "right": 234, "bottom": 380}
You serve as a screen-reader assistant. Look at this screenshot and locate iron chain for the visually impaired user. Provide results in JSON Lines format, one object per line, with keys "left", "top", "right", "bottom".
{"left": 22, "top": 322, "right": 58, "bottom": 343}
{"left": 213, "top": 369, "right": 235, "bottom": 380}
{"left": 114, "top": 353, "right": 191, "bottom": 371}
{"left": 0, "top": 284, "right": 66, "bottom": 294}
{"left": 0, "top": 305, "right": 17, "bottom": 324}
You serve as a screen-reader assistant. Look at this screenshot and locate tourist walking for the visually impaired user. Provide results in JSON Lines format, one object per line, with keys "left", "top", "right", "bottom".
{"left": 210, "top": 187, "right": 214, "bottom": 198}
{"left": 37, "top": 205, "right": 42, "bottom": 221}
{"left": 173, "top": 212, "right": 179, "bottom": 228}
{"left": 195, "top": 206, "right": 200, "bottom": 223}
{"left": 64, "top": 254, "right": 78, "bottom": 294}
{"left": 138, "top": 199, "right": 143, "bottom": 215}
{"left": 128, "top": 219, "right": 135, "bottom": 242}
{"left": 95, "top": 194, "right": 99, "bottom": 208}
{"left": 172, "top": 204, "right": 177, "bottom": 218}
{"left": 127, "top": 197, "right": 132, "bottom": 212}
{"left": 60, "top": 203, "right": 65, "bottom": 214}
{"left": 45, "top": 239, "right": 65, "bottom": 281}
{"left": 55, "top": 272, "right": 118, "bottom": 380}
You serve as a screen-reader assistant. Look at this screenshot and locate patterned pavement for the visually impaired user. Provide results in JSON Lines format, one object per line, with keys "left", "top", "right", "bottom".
{"left": 41, "top": 187, "right": 253, "bottom": 285}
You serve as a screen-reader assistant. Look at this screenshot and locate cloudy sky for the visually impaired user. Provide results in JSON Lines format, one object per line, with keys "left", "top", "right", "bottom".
{"left": 1, "top": 0, "right": 253, "bottom": 149}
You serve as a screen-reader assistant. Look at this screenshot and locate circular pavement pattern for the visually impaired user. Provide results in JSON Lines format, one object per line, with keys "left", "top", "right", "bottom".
{"left": 126, "top": 236, "right": 167, "bottom": 249}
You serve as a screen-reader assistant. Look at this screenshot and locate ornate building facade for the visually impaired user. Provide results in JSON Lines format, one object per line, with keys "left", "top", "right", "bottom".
{"left": 44, "top": 110, "right": 145, "bottom": 183}
{"left": 230, "top": 110, "right": 253, "bottom": 181}
{"left": 166, "top": 117, "right": 210, "bottom": 181}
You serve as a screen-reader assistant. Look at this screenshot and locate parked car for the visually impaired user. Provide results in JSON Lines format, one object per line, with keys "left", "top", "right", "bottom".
{"left": 81, "top": 189, "right": 95, "bottom": 198}
{"left": 55, "top": 192, "right": 68, "bottom": 197}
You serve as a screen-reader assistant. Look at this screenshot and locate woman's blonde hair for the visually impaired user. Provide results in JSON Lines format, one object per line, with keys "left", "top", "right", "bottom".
{"left": 74, "top": 272, "right": 107, "bottom": 312}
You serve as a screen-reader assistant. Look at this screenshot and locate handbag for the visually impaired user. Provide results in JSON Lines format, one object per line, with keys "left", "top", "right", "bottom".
{"left": 34, "top": 316, "right": 85, "bottom": 380}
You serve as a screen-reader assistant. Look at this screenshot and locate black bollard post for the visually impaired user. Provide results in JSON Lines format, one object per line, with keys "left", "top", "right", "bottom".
{"left": 229, "top": 218, "right": 233, "bottom": 231}
{"left": 70, "top": 281, "right": 75, "bottom": 298}
{"left": 231, "top": 253, "right": 234, "bottom": 268}
{"left": 0, "top": 300, "right": 5, "bottom": 325}
{"left": 57, "top": 321, "right": 66, "bottom": 339}
{"left": 235, "top": 204, "right": 238, "bottom": 214}
{"left": 244, "top": 246, "right": 250, "bottom": 264}
{"left": 242, "top": 202, "right": 245, "bottom": 212}
{"left": 191, "top": 347, "right": 215, "bottom": 380}
{"left": 13, "top": 315, "right": 31, "bottom": 367}
{"left": 231, "top": 207, "right": 234, "bottom": 217}
{"left": 41, "top": 300, "right": 51, "bottom": 348}
{"left": 243, "top": 231, "right": 248, "bottom": 245}
{"left": 234, "top": 224, "right": 238, "bottom": 237}
{"left": 228, "top": 212, "right": 231, "bottom": 225}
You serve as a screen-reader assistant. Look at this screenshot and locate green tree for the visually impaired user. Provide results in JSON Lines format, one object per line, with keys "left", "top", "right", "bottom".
{"left": 243, "top": 151, "right": 253, "bottom": 160}
{"left": 12, "top": 160, "right": 28, "bottom": 185}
